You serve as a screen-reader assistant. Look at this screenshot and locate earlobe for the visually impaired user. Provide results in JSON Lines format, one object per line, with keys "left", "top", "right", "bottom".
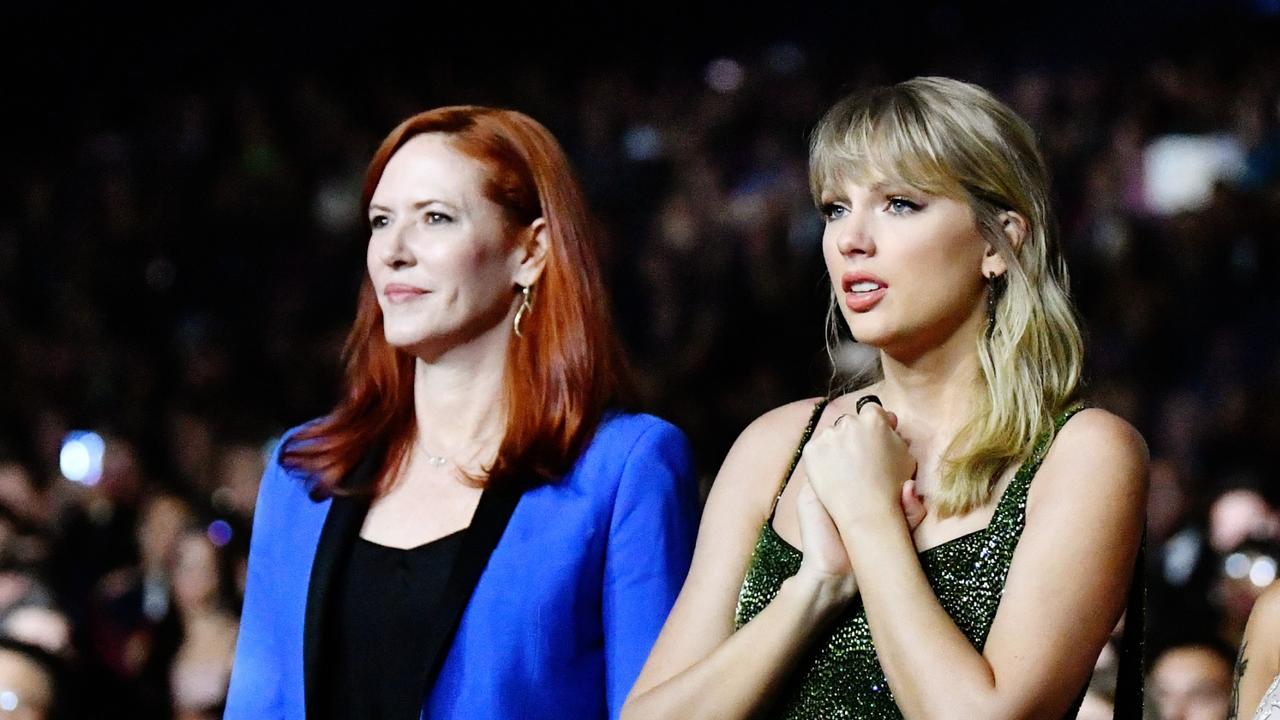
{"left": 981, "top": 243, "right": 1009, "bottom": 280}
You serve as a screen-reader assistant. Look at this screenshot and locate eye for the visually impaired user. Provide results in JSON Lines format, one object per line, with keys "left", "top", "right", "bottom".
{"left": 819, "top": 203, "right": 848, "bottom": 223}
{"left": 886, "top": 197, "right": 923, "bottom": 215}
{"left": 369, "top": 213, "right": 391, "bottom": 230}
{"left": 424, "top": 211, "right": 453, "bottom": 225}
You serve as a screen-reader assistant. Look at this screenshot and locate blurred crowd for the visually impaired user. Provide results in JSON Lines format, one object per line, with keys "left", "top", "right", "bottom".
{"left": 1, "top": 7, "right": 1279, "bottom": 718}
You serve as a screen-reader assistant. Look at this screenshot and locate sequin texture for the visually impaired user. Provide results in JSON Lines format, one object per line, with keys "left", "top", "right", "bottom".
{"left": 733, "top": 402, "right": 1084, "bottom": 719}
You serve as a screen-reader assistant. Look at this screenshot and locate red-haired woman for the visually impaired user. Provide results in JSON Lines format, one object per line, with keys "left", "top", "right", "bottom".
{"left": 224, "top": 107, "right": 699, "bottom": 720}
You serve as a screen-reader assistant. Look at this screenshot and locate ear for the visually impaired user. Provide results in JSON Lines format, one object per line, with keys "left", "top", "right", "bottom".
{"left": 512, "top": 217, "right": 550, "bottom": 288}
{"left": 981, "top": 211, "right": 1028, "bottom": 279}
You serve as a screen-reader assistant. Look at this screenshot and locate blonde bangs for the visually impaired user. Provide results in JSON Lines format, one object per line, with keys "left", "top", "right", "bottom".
{"left": 809, "top": 88, "right": 966, "bottom": 205}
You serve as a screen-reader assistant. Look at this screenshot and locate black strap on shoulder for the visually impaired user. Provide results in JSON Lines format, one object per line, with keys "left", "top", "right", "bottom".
{"left": 769, "top": 399, "right": 830, "bottom": 520}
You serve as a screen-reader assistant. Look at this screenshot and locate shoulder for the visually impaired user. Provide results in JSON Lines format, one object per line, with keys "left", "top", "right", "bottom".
{"left": 750, "top": 396, "right": 828, "bottom": 431}
{"left": 1046, "top": 408, "right": 1148, "bottom": 480}
{"left": 705, "top": 397, "right": 827, "bottom": 509}
{"left": 589, "top": 411, "right": 690, "bottom": 456}
{"left": 574, "top": 411, "right": 696, "bottom": 492}
{"left": 725, "top": 397, "right": 827, "bottom": 465}
{"left": 572, "top": 413, "right": 700, "bottom": 528}
{"left": 258, "top": 421, "right": 328, "bottom": 502}
{"left": 1032, "top": 407, "right": 1149, "bottom": 512}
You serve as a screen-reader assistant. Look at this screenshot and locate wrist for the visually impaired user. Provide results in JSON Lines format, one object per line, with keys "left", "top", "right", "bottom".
{"left": 781, "top": 571, "right": 854, "bottom": 623}
{"left": 839, "top": 510, "right": 912, "bottom": 560}
{"left": 827, "top": 492, "right": 901, "bottom": 532}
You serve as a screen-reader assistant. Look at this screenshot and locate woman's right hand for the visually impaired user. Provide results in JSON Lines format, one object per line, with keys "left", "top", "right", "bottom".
{"left": 794, "top": 477, "right": 928, "bottom": 609}
{"left": 794, "top": 480, "right": 857, "bottom": 604}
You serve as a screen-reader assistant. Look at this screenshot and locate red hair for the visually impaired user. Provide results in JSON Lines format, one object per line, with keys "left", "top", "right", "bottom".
{"left": 284, "top": 107, "right": 628, "bottom": 496}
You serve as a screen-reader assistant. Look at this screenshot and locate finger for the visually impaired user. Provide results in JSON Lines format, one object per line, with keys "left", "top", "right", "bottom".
{"left": 901, "top": 479, "right": 927, "bottom": 530}
{"left": 883, "top": 410, "right": 899, "bottom": 431}
{"left": 857, "top": 402, "right": 893, "bottom": 427}
{"left": 797, "top": 481, "right": 836, "bottom": 537}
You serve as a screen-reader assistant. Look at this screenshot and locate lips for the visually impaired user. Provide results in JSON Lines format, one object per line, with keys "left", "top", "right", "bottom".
{"left": 841, "top": 272, "right": 887, "bottom": 312}
{"left": 383, "top": 283, "right": 428, "bottom": 304}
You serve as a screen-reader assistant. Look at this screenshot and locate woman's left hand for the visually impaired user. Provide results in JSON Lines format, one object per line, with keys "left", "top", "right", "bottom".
{"left": 800, "top": 403, "right": 917, "bottom": 527}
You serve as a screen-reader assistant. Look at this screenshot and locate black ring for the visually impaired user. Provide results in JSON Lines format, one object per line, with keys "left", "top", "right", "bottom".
{"left": 833, "top": 414, "right": 854, "bottom": 428}
{"left": 855, "top": 395, "right": 882, "bottom": 414}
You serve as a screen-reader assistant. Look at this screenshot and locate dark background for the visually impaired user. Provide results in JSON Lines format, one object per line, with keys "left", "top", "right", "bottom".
{"left": 0, "top": 3, "right": 1277, "bottom": 716}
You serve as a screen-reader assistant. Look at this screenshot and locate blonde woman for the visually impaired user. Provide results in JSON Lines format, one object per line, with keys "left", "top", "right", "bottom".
{"left": 621, "top": 77, "right": 1148, "bottom": 720}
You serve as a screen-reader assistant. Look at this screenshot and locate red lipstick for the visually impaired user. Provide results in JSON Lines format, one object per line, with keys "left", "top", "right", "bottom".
{"left": 383, "top": 283, "right": 428, "bottom": 303}
{"left": 841, "top": 272, "right": 888, "bottom": 312}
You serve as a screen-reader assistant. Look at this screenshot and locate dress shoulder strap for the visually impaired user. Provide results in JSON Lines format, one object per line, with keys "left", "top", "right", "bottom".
{"left": 991, "top": 402, "right": 1089, "bottom": 520}
{"left": 768, "top": 398, "right": 830, "bottom": 521}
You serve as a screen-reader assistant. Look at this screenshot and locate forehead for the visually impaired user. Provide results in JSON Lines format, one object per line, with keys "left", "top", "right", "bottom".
{"left": 373, "top": 133, "right": 488, "bottom": 203}
{"left": 1154, "top": 648, "right": 1232, "bottom": 682}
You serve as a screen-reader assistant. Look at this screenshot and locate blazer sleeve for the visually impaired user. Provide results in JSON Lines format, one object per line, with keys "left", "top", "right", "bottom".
{"left": 225, "top": 443, "right": 288, "bottom": 719}
{"left": 602, "top": 419, "right": 700, "bottom": 718}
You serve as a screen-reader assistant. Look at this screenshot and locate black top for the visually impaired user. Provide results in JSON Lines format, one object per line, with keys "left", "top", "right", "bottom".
{"left": 323, "top": 529, "right": 467, "bottom": 720}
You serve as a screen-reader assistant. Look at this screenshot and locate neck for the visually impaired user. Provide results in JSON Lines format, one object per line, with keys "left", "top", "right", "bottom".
{"left": 411, "top": 321, "right": 511, "bottom": 462}
{"left": 871, "top": 309, "right": 987, "bottom": 485}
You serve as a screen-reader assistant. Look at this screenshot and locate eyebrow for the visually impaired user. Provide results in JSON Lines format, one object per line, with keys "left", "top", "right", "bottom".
{"left": 368, "top": 199, "right": 459, "bottom": 213}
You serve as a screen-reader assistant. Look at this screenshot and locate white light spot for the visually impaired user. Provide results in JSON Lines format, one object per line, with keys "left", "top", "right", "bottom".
{"left": 1, "top": 691, "right": 18, "bottom": 711}
{"left": 1252, "top": 556, "right": 1278, "bottom": 587}
{"left": 60, "top": 431, "right": 104, "bottom": 486}
{"left": 1226, "top": 552, "right": 1251, "bottom": 579}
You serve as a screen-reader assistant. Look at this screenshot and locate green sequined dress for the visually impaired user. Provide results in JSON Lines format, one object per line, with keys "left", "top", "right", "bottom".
{"left": 733, "top": 400, "right": 1086, "bottom": 719}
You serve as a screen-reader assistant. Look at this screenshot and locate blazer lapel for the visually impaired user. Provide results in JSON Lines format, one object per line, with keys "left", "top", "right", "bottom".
{"left": 418, "top": 479, "right": 525, "bottom": 694}
{"left": 299, "top": 448, "right": 526, "bottom": 717}
{"left": 303, "top": 451, "right": 380, "bottom": 720}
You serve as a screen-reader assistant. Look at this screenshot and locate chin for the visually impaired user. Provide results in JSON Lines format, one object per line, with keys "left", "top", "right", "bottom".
{"left": 843, "top": 319, "right": 892, "bottom": 348}
{"left": 381, "top": 321, "right": 437, "bottom": 350}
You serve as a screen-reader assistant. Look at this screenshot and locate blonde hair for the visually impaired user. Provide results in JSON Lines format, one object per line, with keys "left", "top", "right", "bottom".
{"left": 811, "top": 76, "right": 1083, "bottom": 517}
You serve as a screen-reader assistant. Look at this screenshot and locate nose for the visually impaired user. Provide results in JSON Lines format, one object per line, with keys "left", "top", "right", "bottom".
{"left": 375, "top": 221, "right": 414, "bottom": 269}
{"left": 832, "top": 208, "right": 874, "bottom": 257}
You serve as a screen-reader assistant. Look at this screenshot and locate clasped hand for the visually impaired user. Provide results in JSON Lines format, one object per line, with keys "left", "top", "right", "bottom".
{"left": 793, "top": 404, "right": 921, "bottom": 604}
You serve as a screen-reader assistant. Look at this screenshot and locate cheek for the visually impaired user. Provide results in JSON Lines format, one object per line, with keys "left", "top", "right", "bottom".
{"left": 436, "top": 240, "right": 516, "bottom": 308}
{"left": 821, "top": 232, "right": 844, "bottom": 287}
{"left": 365, "top": 237, "right": 385, "bottom": 282}
{"left": 906, "top": 231, "right": 986, "bottom": 295}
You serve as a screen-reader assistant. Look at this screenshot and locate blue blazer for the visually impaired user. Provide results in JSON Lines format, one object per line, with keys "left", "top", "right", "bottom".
{"left": 225, "top": 412, "right": 699, "bottom": 720}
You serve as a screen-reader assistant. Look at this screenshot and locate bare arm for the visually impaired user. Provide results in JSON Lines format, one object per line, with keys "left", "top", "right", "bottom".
{"left": 1231, "top": 583, "right": 1280, "bottom": 719}
{"left": 621, "top": 401, "right": 856, "bottom": 720}
{"left": 807, "top": 407, "right": 1148, "bottom": 720}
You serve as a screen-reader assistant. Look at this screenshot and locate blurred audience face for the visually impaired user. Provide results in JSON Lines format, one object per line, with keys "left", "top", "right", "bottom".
{"left": 1210, "top": 489, "right": 1279, "bottom": 554}
{"left": 0, "top": 464, "right": 44, "bottom": 527}
{"left": 366, "top": 133, "right": 529, "bottom": 358}
{"left": 137, "top": 494, "right": 193, "bottom": 574}
{"left": 213, "top": 444, "right": 263, "bottom": 519}
{"left": 1, "top": 607, "right": 69, "bottom": 658}
{"left": 1150, "top": 645, "right": 1232, "bottom": 720}
{"left": 171, "top": 532, "right": 220, "bottom": 613}
{"left": 821, "top": 182, "right": 992, "bottom": 354}
{"left": 98, "top": 436, "right": 141, "bottom": 506}
{"left": 0, "top": 648, "right": 52, "bottom": 720}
